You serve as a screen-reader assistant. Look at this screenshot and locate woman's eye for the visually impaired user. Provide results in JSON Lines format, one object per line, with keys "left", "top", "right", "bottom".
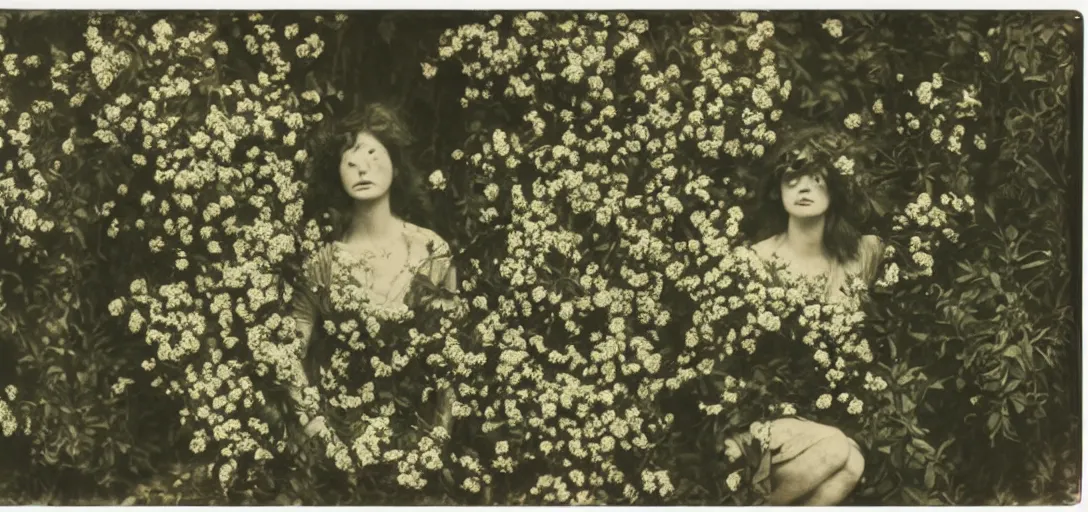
{"left": 347, "top": 161, "right": 357, "bottom": 168}
{"left": 367, "top": 148, "right": 376, "bottom": 155}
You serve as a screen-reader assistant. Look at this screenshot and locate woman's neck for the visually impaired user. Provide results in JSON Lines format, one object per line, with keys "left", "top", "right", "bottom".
{"left": 783, "top": 216, "right": 827, "bottom": 259}
{"left": 346, "top": 196, "right": 400, "bottom": 242}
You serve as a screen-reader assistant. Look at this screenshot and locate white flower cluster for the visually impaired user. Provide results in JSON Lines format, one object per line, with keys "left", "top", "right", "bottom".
{"left": 40, "top": 15, "right": 341, "bottom": 483}
{"left": 822, "top": 19, "right": 844, "bottom": 38}
{"left": 0, "top": 398, "right": 17, "bottom": 437}
{"left": 833, "top": 155, "right": 856, "bottom": 176}
{"left": 880, "top": 192, "right": 974, "bottom": 285}
{"left": 652, "top": 221, "right": 898, "bottom": 500}
{"left": 0, "top": 88, "right": 57, "bottom": 252}
{"left": 896, "top": 73, "right": 985, "bottom": 156}
{"left": 425, "top": 11, "right": 800, "bottom": 503}
{"left": 251, "top": 229, "right": 484, "bottom": 485}
{"left": 682, "top": 243, "right": 877, "bottom": 392}
{"left": 0, "top": 386, "right": 23, "bottom": 438}
{"left": 85, "top": 21, "right": 134, "bottom": 90}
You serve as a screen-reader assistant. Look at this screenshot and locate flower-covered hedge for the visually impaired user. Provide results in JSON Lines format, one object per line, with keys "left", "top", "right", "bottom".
{"left": 0, "top": 11, "right": 1078, "bottom": 506}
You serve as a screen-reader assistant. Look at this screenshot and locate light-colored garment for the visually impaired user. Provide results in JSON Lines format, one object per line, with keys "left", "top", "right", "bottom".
{"left": 291, "top": 222, "right": 456, "bottom": 320}
{"left": 764, "top": 234, "right": 885, "bottom": 303}
{"left": 726, "top": 418, "right": 847, "bottom": 496}
{"left": 728, "top": 234, "right": 884, "bottom": 495}
{"left": 288, "top": 222, "right": 458, "bottom": 447}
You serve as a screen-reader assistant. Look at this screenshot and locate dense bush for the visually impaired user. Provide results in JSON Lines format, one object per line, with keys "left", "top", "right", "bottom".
{"left": 0, "top": 10, "right": 1079, "bottom": 505}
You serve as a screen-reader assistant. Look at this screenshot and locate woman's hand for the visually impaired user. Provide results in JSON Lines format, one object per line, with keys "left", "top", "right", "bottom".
{"left": 723, "top": 437, "right": 744, "bottom": 462}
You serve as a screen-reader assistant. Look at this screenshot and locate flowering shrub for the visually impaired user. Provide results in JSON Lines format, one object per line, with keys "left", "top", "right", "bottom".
{"left": 83, "top": 12, "right": 357, "bottom": 498}
{"left": 418, "top": 10, "right": 1076, "bottom": 506}
{"left": 768, "top": 12, "right": 1079, "bottom": 504}
{"left": 289, "top": 249, "right": 481, "bottom": 495}
{"left": 0, "top": 12, "right": 167, "bottom": 501}
{"left": 0, "top": 10, "right": 1077, "bottom": 506}
{"left": 418, "top": 11, "right": 817, "bottom": 504}
{"left": 0, "top": 11, "right": 356, "bottom": 503}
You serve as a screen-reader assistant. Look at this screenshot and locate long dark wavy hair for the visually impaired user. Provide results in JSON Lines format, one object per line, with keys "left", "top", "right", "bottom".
{"left": 306, "top": 102, "right": 431, "bottom": 241}
{"left": 753, "top": 125, "right": 868, "bottom": 264}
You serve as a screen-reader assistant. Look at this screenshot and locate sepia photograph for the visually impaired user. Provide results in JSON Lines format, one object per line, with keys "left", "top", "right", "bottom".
{"left": 0, "top": 6, "right": 1080, "bottom": 506}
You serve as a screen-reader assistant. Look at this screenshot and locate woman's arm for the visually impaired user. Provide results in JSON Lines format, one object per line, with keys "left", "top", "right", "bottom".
{"left": 287, "top": 246, "right": 332, "bottom": 437}
{"left": 434, "top": 261, "right": 458, "bottom": 438}
{"left": 426, "top": 233, "right": 459, "bottom": 439}
{"left": 287, "top": 317, "right": 321, "bottom": 433}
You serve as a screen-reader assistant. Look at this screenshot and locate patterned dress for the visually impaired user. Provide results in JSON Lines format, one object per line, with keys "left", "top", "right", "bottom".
{"left": 291, "top": 222, "right": 456, "bottom": 320}
{"left": 727, "top": 234, "right": 884, "bottom": 496}
{"left": 289, "top": 221, "right": 457, "bottom": 443}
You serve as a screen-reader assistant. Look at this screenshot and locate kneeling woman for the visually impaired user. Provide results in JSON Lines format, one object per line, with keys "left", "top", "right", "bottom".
{"left": 728, "top": 135, "right": 884, "bottom": 505}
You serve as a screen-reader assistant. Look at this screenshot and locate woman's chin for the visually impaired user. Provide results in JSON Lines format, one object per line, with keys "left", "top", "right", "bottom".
{"left": 347, "top": 189, "right": 389, "bottom": 202}
{"left": 787, "top": 210, "right": 828, "bottom": 220}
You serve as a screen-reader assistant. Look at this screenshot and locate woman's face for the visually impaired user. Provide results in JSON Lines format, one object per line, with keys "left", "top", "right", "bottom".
{"left": 780, "top": 169, "right": 830, "bottom": 219}
{"left": 339, "top": 131, "right": 394, "bottom": 202}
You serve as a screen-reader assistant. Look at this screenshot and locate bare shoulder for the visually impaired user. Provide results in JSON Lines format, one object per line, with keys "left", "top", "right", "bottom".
{"left": 751, "top": 235, "right": 780, "bottom": 261}
{"left": 403, "top": 222, "right": 451, "bottom": 256}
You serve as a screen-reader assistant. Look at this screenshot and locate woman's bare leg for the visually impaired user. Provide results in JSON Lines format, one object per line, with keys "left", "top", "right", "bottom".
{"left": 800, "top": 441, "right": 865, "bottom": 505}
{"left": 765, "top": 434, "right": 851, "bottom": 505}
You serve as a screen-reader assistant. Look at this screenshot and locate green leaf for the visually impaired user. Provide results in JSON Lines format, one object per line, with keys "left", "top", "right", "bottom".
{"left": 911, "top": 438, "right": 936, "bottom": 455}
{"left": 902, "top": 394, "right": 917, "bottom": 413}
{"left": 1019, "top": 259, "right": 1048, "bottom": 270}
{"left": 936, "top": 438, "right": 955, "bottom": 458}
{"left": 955, "top": 272, "right": 977, "bottom": 284}
{"left": 903, "top": 487, "right": 926, "bottom": 504}
{"left": 1011, "top": 396, "right": 1026, "bottom": 414}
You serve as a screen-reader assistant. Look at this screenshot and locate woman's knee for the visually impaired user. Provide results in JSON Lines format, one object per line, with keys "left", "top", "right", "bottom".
{"left": 814, "top": 429, "right": 853, "bottom": 473}
{"left": 842, "top": 440, "right": 866, "bottom": 483}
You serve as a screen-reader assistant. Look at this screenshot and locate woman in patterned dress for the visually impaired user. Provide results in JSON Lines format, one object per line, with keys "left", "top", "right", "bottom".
{"left": 726, "top": 135, "right": 884, "bottom": 505}
{"left": 287, "top": 103, "right": 457, "bottom": 449}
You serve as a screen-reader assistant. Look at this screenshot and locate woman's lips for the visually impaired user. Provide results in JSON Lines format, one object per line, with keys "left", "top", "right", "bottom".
{"left": 352, "top": 182, "right": 373, "bottom": 189}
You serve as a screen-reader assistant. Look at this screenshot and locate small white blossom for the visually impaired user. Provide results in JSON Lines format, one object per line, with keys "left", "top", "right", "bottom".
{"left": 428, "top": 170, "right": 447, "bottom": 190}
{"left": 821, "top": 19, "right": 844, "bottom": 38}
